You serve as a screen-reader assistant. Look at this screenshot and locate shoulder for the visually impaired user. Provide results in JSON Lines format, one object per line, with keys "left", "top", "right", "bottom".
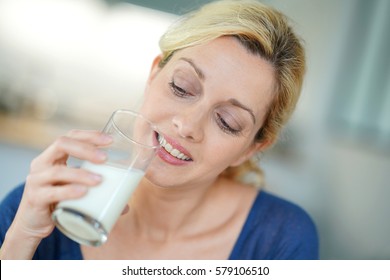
{"left": 0, "top": 184, "right": 25, "bottom": 240}
{"left": 231, "top": 190, "right": 319, "bottom": 260}
{"left": 0, "top": 183, "right": 24, "bottom": 209}
{"left": 254, "top": 191, "right": 317, "bottom": 230}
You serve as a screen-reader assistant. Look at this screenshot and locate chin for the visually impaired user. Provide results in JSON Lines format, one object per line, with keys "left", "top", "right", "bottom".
{"left": 143, "top": 166, "right": 179, "bottom": 189}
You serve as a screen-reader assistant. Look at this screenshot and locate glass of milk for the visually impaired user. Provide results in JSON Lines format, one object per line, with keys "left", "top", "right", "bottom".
{"left": 51, "top": 109, "right": 159, "bottom": 246}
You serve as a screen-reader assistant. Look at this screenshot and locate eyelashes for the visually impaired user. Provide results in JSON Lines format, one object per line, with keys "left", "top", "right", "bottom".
{"left": 215, "top": 113, "right": 241, "bottom": 136}
{"left": 169, "top": 79, "right": 242, "bottom": 136}
{"left": 169, "top": 80, "right": 192, "bottom": 97}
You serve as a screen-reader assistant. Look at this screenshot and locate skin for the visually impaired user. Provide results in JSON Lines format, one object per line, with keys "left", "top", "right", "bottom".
{"left": 0, "top": 36, "right": 275, "bottom": 260}
{"left": 141, "top": 37, "right": 275, "bottom": 190}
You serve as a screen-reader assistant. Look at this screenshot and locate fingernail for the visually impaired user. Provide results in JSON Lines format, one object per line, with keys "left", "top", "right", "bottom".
{"left": 96, "top": 150, "right": 107, "bottom": 161}
{"left": 89, "top": 173, "right": 102, "bottom": 182}
{"left": 101, "top": 134, "right": 113, "bottom": 144}
{"left": 74, "top": 186, "right": 87, "bottom": 194}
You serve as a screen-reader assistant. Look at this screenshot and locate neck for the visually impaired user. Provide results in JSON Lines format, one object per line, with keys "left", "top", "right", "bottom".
{"left": 127, "top": 177, "right": 219, "bottom": 241}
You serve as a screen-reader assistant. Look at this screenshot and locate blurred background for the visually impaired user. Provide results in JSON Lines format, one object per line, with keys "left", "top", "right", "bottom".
{"left": 0, "top": 0, "right": 389, "bottom": 259}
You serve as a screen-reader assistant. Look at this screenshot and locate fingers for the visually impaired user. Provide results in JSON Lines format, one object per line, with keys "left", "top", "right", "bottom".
{"left": 30, "top": 130, "right": 112, "bottom": 173}
{"left": 16, "top": 181, "right": 89, "bottom": 242}
{"left": 24, "top": 165, "right": 103, "bottom": 208}
{"left": 21, "top": 129, "right": 111, "bottom": 217}
{"left": 23, "top": 182, "right": 89, "bottom": 212}
{"left": 10, "top": 130, "right": 112, "bottom": 243}
{"left": 26, "top": 165, "right": 102, "bottom": 188}
{"left": 66, "top": 129, "right": 113, "bottom": 146}
{"left": 41, "top": 184, "right": 89, "bottom": 205}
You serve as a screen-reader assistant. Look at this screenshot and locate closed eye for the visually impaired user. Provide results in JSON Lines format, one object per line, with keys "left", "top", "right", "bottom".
{"left": 216, "top": 112, "right": 241, "bottom": 136}
{"left": 169, "top": 80, "right": 192, "bottom": 97}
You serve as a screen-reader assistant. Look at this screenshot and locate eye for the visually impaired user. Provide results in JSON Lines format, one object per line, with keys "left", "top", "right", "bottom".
{"left": 216, "top": 113, "right": 241, "bottom": 136}
{"left": 169, "top": 80, "right": 192, "bottom": 98}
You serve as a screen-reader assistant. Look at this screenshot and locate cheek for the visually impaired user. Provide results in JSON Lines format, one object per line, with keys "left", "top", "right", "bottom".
{"left": 142, "top": 98, "right": 172, "bottom": 126}
{"left": 204, "top": 136, "right": 249, "bottom": 168}
{"left": 140, "top": 81, "right": 172, "bottom": 121}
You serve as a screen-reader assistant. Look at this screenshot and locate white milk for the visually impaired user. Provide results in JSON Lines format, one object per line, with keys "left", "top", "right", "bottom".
{"left": 55, "top": 162, "right": 144, "bottom": 243}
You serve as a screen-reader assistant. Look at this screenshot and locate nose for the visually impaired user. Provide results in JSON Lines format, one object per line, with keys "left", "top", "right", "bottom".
{"left": 172, "top": 109, "right": 204, "bottom": 142}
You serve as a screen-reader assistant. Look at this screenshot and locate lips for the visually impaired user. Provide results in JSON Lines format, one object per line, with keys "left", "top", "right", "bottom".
{"left": 155, "top": 132, "right": 193, "bottom": 164}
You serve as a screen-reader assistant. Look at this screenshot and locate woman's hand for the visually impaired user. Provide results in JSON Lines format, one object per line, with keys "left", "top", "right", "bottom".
{"left": 0, "top": 130, "right": 112, "bottom": 259}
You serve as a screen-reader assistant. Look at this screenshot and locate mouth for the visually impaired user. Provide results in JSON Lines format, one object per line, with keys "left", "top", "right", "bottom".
{"left": 155, "top": 132, "right": 193, "bottom": 163}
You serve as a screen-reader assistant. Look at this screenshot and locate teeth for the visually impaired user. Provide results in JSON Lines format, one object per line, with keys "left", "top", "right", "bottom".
{"left": 165, "top": 143, "right": 173, "bottom": 153}
{"left": 171, "top": 149, "right": 179, "bottom": 157}
{"left": 158, "top": 134, "right": 191, "bottom": 161}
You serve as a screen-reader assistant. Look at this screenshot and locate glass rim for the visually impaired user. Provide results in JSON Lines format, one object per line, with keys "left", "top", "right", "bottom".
{"left": 108, "top": 109, "right": 160, "bottom": 150}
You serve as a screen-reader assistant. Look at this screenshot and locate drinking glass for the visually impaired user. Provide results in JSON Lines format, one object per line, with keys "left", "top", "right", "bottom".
{"left": 52, "top": 109, "right": 159, "bottom": 246}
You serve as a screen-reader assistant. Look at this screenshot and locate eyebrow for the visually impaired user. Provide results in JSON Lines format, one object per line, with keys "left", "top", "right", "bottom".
{"left": 179, "top": 57, "right": 205, "bottom": 80}
{"left": 228, "top": 98, "right": 256, "bottom": 124}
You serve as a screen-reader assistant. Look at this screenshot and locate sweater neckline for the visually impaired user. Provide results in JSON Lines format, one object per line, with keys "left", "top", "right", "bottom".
{"left": 75, "top": 191, "right": 264, "bottom": 260}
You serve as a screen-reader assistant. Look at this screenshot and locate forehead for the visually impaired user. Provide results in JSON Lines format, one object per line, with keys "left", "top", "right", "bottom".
{"left": 168, "top": 37, "right": 276, "bottom": 123}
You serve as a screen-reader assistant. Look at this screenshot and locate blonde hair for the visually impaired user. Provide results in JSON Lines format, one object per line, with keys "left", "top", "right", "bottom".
{"left": 158, "top": 0, "right": 305, "bottom": 187}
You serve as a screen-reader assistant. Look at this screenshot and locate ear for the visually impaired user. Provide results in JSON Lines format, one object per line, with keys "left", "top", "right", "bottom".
{"left": 230, "top": 140, "right": 271, "bottom": 167}
{"left": 146, "top": 55, "right": 163, "bottom": 85}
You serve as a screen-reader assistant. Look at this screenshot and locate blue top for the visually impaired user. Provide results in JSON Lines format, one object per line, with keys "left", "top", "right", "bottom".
{"left": 0, "top": 184, "right": 319, "bottom": 259}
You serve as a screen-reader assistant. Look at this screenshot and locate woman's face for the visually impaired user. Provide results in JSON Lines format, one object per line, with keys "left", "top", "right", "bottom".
{"left": 140, "top": 36, "right": 275, "bottom": 189}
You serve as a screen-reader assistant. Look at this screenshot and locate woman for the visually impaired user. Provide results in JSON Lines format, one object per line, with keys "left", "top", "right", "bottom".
{"left": 0, "top": 0, "right": 318, "bottom": 259}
